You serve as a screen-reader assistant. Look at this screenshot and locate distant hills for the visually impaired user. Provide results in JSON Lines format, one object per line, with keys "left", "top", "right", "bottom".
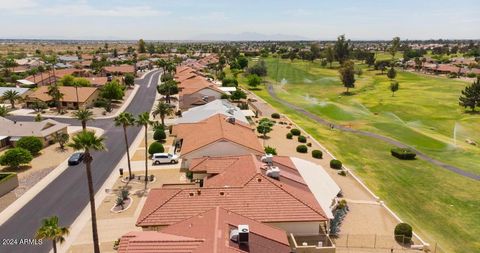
{"left": 189, "top": 32, "right": 311, "bottom": 41}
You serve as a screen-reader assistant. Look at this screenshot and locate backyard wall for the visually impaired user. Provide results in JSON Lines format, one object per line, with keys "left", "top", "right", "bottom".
{"left": 0, "top": 173, "right": 19, "bottom": 197}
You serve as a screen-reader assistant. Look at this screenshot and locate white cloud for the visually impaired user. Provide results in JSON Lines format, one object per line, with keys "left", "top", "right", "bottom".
{"left": 2, "top": 0, "right": 169, "bottom": 17}
{"left": 0, "top": 0, "right": 38, "bottom": 10}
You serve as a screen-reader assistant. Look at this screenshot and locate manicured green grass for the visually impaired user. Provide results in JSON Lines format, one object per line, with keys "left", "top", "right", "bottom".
{"left": 231, "top": 58, "right": 480, "bottom": 253}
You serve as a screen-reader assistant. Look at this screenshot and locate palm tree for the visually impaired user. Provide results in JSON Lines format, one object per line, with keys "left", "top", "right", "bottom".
{"left": 67, "top": 131, "right": 106, "bottom": 253}
{"left": 0, "top": 105, "right": 8, "bottom": 117}
{"left": 136, "top": 112, "right": 152, "bottom": 187}
{"left": 47, "top": 84, "right": 64, "bottom": 114}
{"left": 1, "top": 90, "right": 22, "bottom": 109}
{"left": 114, "top": 112, "right": 135, "bottom": 180}
{"left": 35, "top": 216, "right": 69, "bottom": 253}
{"left": 152, "top": 101, "right": 173, "bottom": 127}
{"left": 73, "top": 108, "right": 94, "bottom": 131}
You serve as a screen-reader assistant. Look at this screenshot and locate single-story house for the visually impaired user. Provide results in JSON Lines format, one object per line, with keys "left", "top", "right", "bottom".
{"left": 84, "top": 77, "right": 109, "bottom": 87}
{"left": 172, "top": 114, "right": 264, "bottom": 167}
{"left": 103, "top": 65, "right": 136, "bottom": 76}
{"left": 0, "top": 117, "right": 69, "bottom": 149}
{"left": 121, "top": 207, "right": 291, "bottom": 253}
{"left": 176, "top": 99, "right": 249, "bottom": 124}
{"left": 25, "top": 86, "right": 100, "bottom": 110}
{"left": 0, "top": 87, "right": 30, "bottom": 98}
{"left": 178, "top": 76, "right": 225, "bottom": 110}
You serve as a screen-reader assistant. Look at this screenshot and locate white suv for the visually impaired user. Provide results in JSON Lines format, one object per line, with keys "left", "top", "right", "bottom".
{"left": 152, "top": 153, "right": 179, "bottom": 165}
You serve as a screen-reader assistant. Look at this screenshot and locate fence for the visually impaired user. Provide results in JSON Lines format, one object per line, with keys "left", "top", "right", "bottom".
{"left": 333, "top": 234, "right": 446, "bottom": 253}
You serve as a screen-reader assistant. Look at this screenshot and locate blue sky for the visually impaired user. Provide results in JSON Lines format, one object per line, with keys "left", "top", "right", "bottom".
{"left": 1, "top": 0, "right": 479, "bottom": 40}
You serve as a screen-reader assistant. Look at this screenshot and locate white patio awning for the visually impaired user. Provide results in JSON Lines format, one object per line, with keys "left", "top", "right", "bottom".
{"left": 17, "top": 79, "right": 35, "bottom": 85}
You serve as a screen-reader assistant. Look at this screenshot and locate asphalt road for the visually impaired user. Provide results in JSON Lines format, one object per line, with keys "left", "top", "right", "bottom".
{"left": 0, "top": 70, "right": 161, "bottom": 253}
{"left": 267, "top": 84, "right": 480, "bottom": 181}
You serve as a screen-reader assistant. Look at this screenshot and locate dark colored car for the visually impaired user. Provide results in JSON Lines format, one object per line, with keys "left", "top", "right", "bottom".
{"left": 68, "top": 152, "right": 84, "bottom": 166}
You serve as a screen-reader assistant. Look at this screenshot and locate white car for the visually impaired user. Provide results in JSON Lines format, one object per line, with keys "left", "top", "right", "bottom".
{"left": 152, "top": 153, "right": 179, "bottom": 165}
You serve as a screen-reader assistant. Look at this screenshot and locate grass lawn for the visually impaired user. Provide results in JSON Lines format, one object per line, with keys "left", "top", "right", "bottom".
{"left": 230, "top": 57, "right": 480, "bottom": 253}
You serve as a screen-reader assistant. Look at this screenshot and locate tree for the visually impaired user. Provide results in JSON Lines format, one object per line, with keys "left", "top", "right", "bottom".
{"left": 114, "top": 112, "right": 135, "bottom": 180}
{"left": 389, "top": 37, "right": 401, "bottom": 60}
{"left": 152, "top": 101, "right": 174, "bottom": 127}
{"left": 459, "top": 78, "right": 480, "bottom": 112}
{"left": 237, "top": 56, "right": 249, "bottom": 69}
{"left": 0, "top": 105, "right": 9, "bottom": 117}
{"left": 264, "top": 146, "right": 277, "bottom": 155}
{"left": 73, "top": 108, "right": 94, "bottom": 131}
{"left": 29, "top": 101, "right": 48, "bottom": 113}
{"left": 53, "top": 132, "right": 69, "bottom": 150}
{"left": 387, "top": 66, "right": 397, "bottom": 80}
{"left": 100, "top": 80, "right": 124, "bottom": 112}
{"left": 16, "top": 136, "right": 43, "bottom": 155}
{"left": 390, "top": 81, "right": 399, "bottom": 97}
{"left": 148, "top": 142, "right": 164, "bottom": 155}
{"left": 47, "top": 84, "right": 64, "bottom": 113}
{"left": 310, "top": 43, "right": 321, "bottom": 61}
{"left": 247, "top": 74, "right": 262, "bottom": 88}
{"left": 156, "top": 80, "right": 179, "bottom": 103}
{"left": 34, "top": 113, "right": 42, "bottom": 122}
{"left": 221, "top": 77, "right": 238, "bottom": 87}
{"left": 1, "top": 90, "right": 22, "bottom": 109}
{"left": 136, "top": 112, "right": 152, "bottom": 187}
{"left": 147, "top": 43, "right": 156, "bottom": 55}
{"left": 257, "top": 118, "right": 274, "bottom": 138}
{"left": 58, "top": 75, "right": 75, "bottom": 86}
{"left": 67, "top": 131, "right": 106, "bottom": 253}
{"left": 365, "top": 52, "right": 376, "bottom": 67}
{"left": 230, "top": 89, "right": 247, "bottom": 101}
{"left": 339, "top": 61, "right": 356, "bottom": 93}
{"left": 138, "top": 39, "right": 146, "bottom": 53}
{"left": 35, "top": 216, "right": 69, "bottom": 253}
{"left": 334, "top": 35, "right": 350, "bottom": 64}
{"left": 247, "top": 60, "right": 267, "bottom": 76}
{"left": 124, "top": 73, "right": 135, "bottom": 88}
{"left": 0, "top": 147, "right": 33, "bottom": 169}
{"left": 325, "top": 46, "right": 335, "bottom": 68}
{"left": 153, "top": 128, "right": 166, "bottom": 141}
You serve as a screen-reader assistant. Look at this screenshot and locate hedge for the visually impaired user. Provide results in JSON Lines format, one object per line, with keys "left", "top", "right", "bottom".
{"left": 16, "top": 136, "right": 43, "bottom": 156}
{"left": 286, "top": 133, "right": 293, "bottom": 139}
{"left": 394, "top": 223, "right": 413, "bottom": 243}
{"left": 330, "top": 159, "right": 342, "bottom": 169}
{"left": 271, "top": 113, "right": 280, "bottom": 119}
{"left": 312, "top": 150, "right": 323, "bottom": 159}
{"left": 290, "top": 128, "right": 301, "bottom": 136}
{"left": 391, "top": 148, "right": 416, "bottom": 160}
{"left": 153, "top": 129, "right": 166, "bottom": 141}
{"left": 296, "top": 145, "right": 308, "bottom": 153}
{"left": 148, "top": 142, "right": 164, "bottom": 155}
{"left": 298, "top": 135, "right": 307, "bottom": 143}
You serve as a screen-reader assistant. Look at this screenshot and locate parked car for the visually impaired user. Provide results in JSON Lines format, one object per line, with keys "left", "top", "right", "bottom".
{"left": 152, "top": 153, "right": 179, "bottom": 165}
{"left": 68, "top": 152, "right": 84, "bottom": 166}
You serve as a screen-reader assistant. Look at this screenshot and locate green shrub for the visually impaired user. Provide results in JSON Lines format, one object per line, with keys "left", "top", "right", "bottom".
{"left": 391, "top": 148, "right": 416, "bottom": 160}
{"left": 337, "top": 199, "right": 347, "bottom": 209}
{"left": 298, "top": 135, "right": 307, "bottom": 143}
{"left": 148, "top": 142, "right": 164, "bottom": 155}
{"left": 153, "top": 129, "right": 166, "bottom": 141}
{"left": 338, "top": 170, "right": 347, "bottom": 176}
{"left": 330, "top": 159, "right": 343, "bottom": 169}
{"left": 312, "top": 150, "right": 323, "bottom": 159}
{"left": 394, "top": 223, "right": 413, "bottom": 243}
{"left": 290, "top": 128, "right": 301, "bottom": 136}
{"left": 16, "top": 136, "right": 43, "bottom": 155}
{"left": 264, "top": 146, "right": 277, "bottom": 155}
{"left": 296, "top": 145, "right": 308, "bottom": 153}
{"left": 271, "top": 113, "right": 280, "bottom": 119}
{"left": 0, "top": 148, "right": 33, "bottom": 169}
{"left": 306, "top": 142, "right": 312, "bottom": 147}
{"left": 286, "top": 133, "right": 293, "bottom": 139}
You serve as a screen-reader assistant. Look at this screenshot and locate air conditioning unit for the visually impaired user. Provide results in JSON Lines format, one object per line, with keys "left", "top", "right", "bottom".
{"left": 261, "top": 154, "right": 273, "bottom": 164}
{"left": 225, "top": 116, "right": 235, "bottom": 124}
{"left": 238, "top": 225, "right": 249, "bottom": 244}
{"left": 266, "top": 166, "right": 280, "bottom": 179}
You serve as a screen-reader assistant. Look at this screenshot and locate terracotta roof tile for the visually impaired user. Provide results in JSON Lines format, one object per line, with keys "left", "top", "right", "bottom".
{"left": 26, "top": 86, "right": 98, "bottom": 103}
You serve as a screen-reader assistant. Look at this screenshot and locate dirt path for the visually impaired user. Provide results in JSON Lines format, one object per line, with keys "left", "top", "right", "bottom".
{"left": 266, "top": 84, "right": 480, "bottom": 181}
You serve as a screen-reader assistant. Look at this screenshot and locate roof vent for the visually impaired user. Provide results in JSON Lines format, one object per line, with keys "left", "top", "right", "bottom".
{"left": 189, "top": 192, "right": 194, "bottom": 197}
{"left": 238, "top": 225, "right": 249, "bottom": 244}
{"left": 266, "top": 166, "right": 280, "bottom": 180}
{"left": 261, "top": 154, "right": 273, "bottom": 164}
{"left": 230, "top": 229, "right": 239, "bottom": 242}
{"left": 196, "top": 190, "right": 201, "bottom": 196}
{"left": 225, "top": 116, "right": 235, "bottom": 124}
{"left": 219, "top": 191, "right": 225, "bottom": 196}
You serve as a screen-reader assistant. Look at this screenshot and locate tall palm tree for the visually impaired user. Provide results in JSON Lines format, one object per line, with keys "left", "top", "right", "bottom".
{"left": 73, "top": 108, "right": 94, "bottom": 131}
{"left": 35, "top": 216, "right": 69, "bottom": 253}
{"left": 68, "top": 131, "right": 106, "bottom": 253}
{"left": 114, "top": 112, "right": 135, "bottom": 180}
{"left": 152, "top": 101, "right": 173, "bottom": 127}
{"left": 136, "top": 112, "right": 152, "bottom": 187}
{"left": 47, "top": 84, "right": 64, "bottom": 114}
{"left": 1, "top": 90, "right": 22, "bottom": 109}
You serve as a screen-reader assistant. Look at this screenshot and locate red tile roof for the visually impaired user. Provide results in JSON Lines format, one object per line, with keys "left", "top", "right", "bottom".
{"left": 136, "top": 173, "right": 328, "bottom": 227}
{"left": 104, "top": 64, "right": 135, "bottom": 74}
{"left": 172, "top": 114, "right": 264, "bottom": 156}
{"left": 178, "top": 76, "right": 223, "bottom": 96}
{"left": 123, "top": 207, "right": 290, "bottom": 253}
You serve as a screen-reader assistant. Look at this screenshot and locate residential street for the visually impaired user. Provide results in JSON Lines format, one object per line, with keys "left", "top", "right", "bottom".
{"left": 0, "top": 70, "right": 161, "bottom": 253}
